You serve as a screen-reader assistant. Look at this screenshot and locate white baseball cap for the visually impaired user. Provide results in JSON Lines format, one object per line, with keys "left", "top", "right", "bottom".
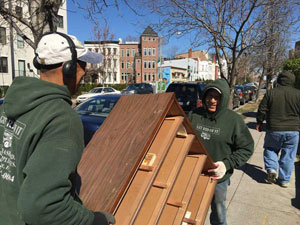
{"left": 35, "top": 33, "right": 103, "bottom": 65}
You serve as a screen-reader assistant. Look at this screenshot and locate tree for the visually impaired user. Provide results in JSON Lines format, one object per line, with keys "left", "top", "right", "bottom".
{"left": 138, "top": 0, "right": 300, "bottom": 107}
{"left": 83, "top": 24, "right": 116, "bottom": 86}
{"left": 283, "top": 55, "right": 300, "bottom": 89}
{"left": 0, "top": 0, "right": 65, "bottom": 48}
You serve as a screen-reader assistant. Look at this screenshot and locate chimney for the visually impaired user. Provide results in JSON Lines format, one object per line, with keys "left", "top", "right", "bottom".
{"left": 188, "top": 48, "right": 192, "bottom": 58}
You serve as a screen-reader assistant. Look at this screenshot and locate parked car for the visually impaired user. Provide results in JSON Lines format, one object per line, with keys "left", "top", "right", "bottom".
{"left": 234, "top": 85, "right": 250, "bottom": 105}
{"left": 232, "top": 88, "right": 240, "bottom": 109}
{"left": 121, "top": 83, "right": 153, "bottom": 95}
{"left": 244, "top": 84, "right": 257, "bottom": 101}
{"left": 75, "top": 94, "right": 124, "bottom": 145}
{"left": 166, "top": 82, "right": 206, "bottom": 112}
{"left": 76, "top": 87, "right": 120, "bottom": 104}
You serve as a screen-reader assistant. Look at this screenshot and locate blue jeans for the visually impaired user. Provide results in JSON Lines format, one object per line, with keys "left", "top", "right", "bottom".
{"left": 264, "top": 130, "right": 299, "bottom": 184}
{"left": 210, "top": 178, "right": 230, "bottom": 225}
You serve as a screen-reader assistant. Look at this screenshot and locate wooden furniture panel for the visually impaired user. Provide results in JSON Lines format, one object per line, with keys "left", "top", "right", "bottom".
{"left": 114, "top": 117, "right": 185, "bottom": 224}
{"left": 184, "top": 175, "right": 217, "bottom": 225}
{"left": 78, "top": 94, "right": 176, "bottom": 212}
{"left": 157, "top": 155, "right": 207, "bottom": 225}
{"left": 133, "top": 135, "right": 195, "bottom": 225}
{"left": 78, "top": 93, "right": 216, "bottom": 218}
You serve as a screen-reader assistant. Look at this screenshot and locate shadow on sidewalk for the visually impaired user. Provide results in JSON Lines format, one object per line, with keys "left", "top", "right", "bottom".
{"left": 291, "top": 161, "right": 300, "bottom": 209}
{"left": 237, "top": 163, "right": 268, "bottom": 184}
{"left": 242, "top": 112, "right": 257, "bottom": 118}
{"left": 246, "top": 122, "right": 266, "bottom": 131}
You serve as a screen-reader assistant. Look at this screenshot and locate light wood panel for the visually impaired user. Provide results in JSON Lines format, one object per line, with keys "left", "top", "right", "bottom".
{"left": 114, "top": 117, "right": 185, "bottom": 224}
{"left": 157, "top": 155, "right": 207, "bottom": 225}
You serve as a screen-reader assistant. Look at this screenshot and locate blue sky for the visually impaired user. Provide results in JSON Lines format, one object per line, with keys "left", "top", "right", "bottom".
{"left": 66, "top": 0, "right": 194, "bottom": 57}
{"left": 67, "top": 1, "right": 299, "bottom": 56}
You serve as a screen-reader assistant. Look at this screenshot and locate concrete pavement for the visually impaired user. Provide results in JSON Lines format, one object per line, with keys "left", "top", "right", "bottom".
{"left": 205, "top": 112, "right": 300, "bottom": 225}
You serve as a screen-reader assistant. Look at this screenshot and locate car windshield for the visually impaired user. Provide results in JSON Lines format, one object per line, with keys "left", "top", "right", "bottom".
{"left": 75, "top": 97, "right": 119, "bottom": 117}
{"left": 125, "top": 84, "right": 140, "bottom": 91}
{"left": 89, "top": 88, "right": 103, "bottom": 93}
{"left": 167, "top": 84, "right": 198, "bottom": 98}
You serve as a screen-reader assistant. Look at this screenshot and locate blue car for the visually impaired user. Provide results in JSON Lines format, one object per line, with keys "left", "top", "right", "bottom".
{"left": 74, "top": 94, "right": 124, "bottom": 145}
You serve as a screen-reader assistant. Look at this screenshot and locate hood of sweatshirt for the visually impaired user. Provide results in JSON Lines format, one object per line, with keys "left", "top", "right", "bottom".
{"left": 277, "top": 70, "right": 295, "bottom": 87}
{"left": 201, "top": 78, "right": 230, "bottom": 119}
{"left": 3, "top": 77, "right": 71, "bottom": 120}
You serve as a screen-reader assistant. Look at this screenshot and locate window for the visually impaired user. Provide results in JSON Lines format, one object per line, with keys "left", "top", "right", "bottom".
{"left": 121, "top": 49, "right": 124, "bottom": 57}
{"left": 121, "top": 61, "right": 124, "bottom": 69}
{"left": 57, "top": 15, "right": 63, "bottom": 28}
{"left": 15, "top": 6, "right": 22, "bottom": 18}
{"left": 132, "top": 49, "right": 135, "bottom": 57}
{"left": 108, "top": 59, "right": 111, "bottom": 68}
{"left": 144, "top": 61, "right": 147, "bottom": 69}
{"left": 152, "top": 74, "right": 155, "bottom": 81}
{"left": 137, "top": 59, "right": 140, "bottom": 64}
{"left": 114, "top": 72, "right": 117, "bottom": 82}
{"left": 108, "top": 73, "right": 111, "bottom": 82}
{"left": 0, "top": 27, "right": 6, "bottom": 44}
{"left": 152, "top": 48, "right": 156, "bottom": 56}
{"left": 137, "top": 73, "right": 140, "bottom": 76}
{"left": 148, "top": 74, "right": 151, "bottom": 81}
{"left": 148, "top": 48, "right": 151, "bottom": 56}
{"left": 113, "top": 59, "right": 117, "bottom": 67}
{"left": 126, "top": 49, "right": 130, "bottom": 57}
{"left": 18, "top": 60, "right": 25, "bottom": 76}
{"left": 126, "top": 61, "right": 130, "bottom": 69}
{"left": 0, "top": 57, "right": 8, "bottom": 73}
{"left": 113, "top": 48, "right": 117, "bottom": 55}
{"left": 17, "top": 34, "right": 24, "bottom": 48}
{"left": 153, "top": 38, "right": 156, "bottom": 41}
{"left": 108, "top": 48, "right": 111, "bottom": 55}
{"left": 144, "top": 48, "right": 147, "bottom": 56}
{"left": 95, "top": 48, "right": 99, "bottom": 53}
{"left": 144, "top": 73, "right": 147, "bottom": 81}
{"left": 148, "top": 61, "right": 151, "bottom": 69}
{"left": 152, "top": 61, "right": 155, "bottom": 69}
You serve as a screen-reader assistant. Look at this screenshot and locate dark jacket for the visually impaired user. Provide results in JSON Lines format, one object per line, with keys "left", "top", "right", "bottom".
{"left": 188, "top": 79, "right": 254, "bottom": 183}
{"left": 256, "top": 71, "right": 300, "bottom": 131}
{"left": 0, "top": 77, "right": 106, "bottom": 225}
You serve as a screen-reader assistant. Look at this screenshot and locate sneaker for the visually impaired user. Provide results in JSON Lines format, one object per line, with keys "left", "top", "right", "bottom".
{"left": 278, "top": 181, "right": 290, "bottom": 188}
{"left": 266, "top": 170, "right": 277, "bottom": 184}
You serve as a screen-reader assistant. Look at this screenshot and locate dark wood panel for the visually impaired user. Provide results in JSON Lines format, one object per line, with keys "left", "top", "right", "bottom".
{"left": 78, "top": 93, "right": 175, "bottom": 212}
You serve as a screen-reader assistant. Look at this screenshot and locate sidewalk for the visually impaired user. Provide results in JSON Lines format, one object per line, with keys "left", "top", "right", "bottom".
{"left": 205, "top": 113, "right": 300, "bottom": 225}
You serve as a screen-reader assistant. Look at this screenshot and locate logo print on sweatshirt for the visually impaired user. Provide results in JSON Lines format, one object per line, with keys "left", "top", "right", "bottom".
{"left": 0, "top": 114, "right": 26, "bottom": 139}
{"left": 196, "top": 124, "right": 220, "bottom": 137}
{"left": 201, "top": 132, "right": 211, "bottom": 140}
{"left": 3, "top": 130, "right": 12, "bottom": 148}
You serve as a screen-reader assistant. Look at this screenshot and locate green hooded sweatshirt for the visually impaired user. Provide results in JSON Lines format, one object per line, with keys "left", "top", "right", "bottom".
{"left": 188, "top": 79, "right": 254, "bottom": 183}
{"left": 0, "top": 77, "right": 95, "bottom": 225}
{"left": 256, "top": 71, "right": 300, "bottom": 131}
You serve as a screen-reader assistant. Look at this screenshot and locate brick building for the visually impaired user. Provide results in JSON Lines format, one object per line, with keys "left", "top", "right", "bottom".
{"left": 119, "top": 26, "right": 159, "bottom": 84}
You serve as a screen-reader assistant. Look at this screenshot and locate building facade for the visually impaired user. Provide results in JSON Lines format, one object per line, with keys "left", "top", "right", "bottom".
{"left": 0, "top": 1, "right": 67, "bottom": 87}
{"left": 84, "top": 41, "right": 120, "bottom": 84}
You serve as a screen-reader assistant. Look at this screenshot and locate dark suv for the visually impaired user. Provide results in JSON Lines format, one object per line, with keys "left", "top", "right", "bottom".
{"left": 121, "top": 83, "right": 153, "bottom": 95}
{"left": 166, "top": 82, "right": 206, "bottom": 112}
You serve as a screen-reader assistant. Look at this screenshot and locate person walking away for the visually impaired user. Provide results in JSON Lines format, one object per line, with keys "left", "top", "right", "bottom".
{"left": 188, "top": 79, "right": 254, "bottom": 225}
{"left": 0, "top": 32, "right": 115, "bottom": 225}
{"left": 256, "top": 70, "right": 300, "bottom": 188}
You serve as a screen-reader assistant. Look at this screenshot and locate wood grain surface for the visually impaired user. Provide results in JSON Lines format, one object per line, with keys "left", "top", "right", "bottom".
{"left": 78, "top": 93, "right": 215, "bottom": 214}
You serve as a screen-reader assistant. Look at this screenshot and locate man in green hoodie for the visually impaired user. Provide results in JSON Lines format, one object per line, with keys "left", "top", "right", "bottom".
{"left": 188, "top": 79, "right": 254, "bottom": 225}
{"left": 0, "top": 32, "right": 115, "bottom": 225}
{"left": 256, "top": 70, "right": 300, "bottom": 188}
